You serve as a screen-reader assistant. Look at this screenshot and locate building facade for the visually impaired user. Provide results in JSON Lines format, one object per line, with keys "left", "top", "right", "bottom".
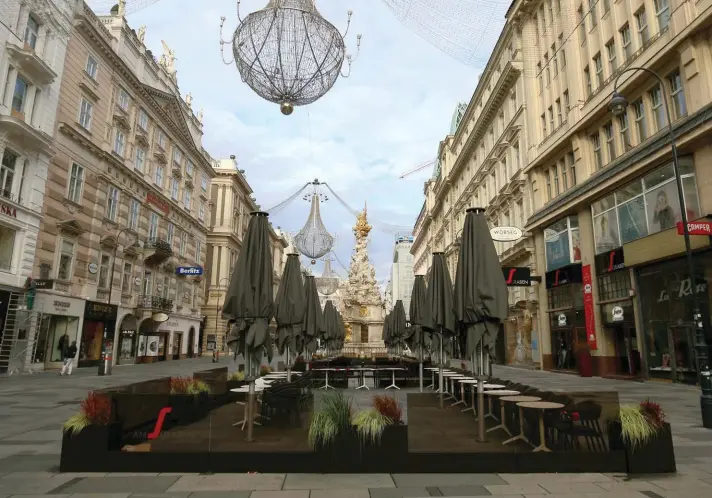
{"left": 389, "top": 236, "right": 415, "bottom": 318}
{"left": 29, "top": 3, "right": 214, "bottom": 371}
{"left": 516, "top": 0, "right": 712, "bottom": 382}
{"left": 0, "top": 0, "right": 77, "bottom": 372}
{"left": 202, "top": 156, "right": 287, "bottom": 355}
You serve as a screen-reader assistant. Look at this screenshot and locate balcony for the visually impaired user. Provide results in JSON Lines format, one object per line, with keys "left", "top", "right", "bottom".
{"left": 5, "top": 42, "right": 57, "bottom": 86}
{"left": 144, "top": 236, "right": 172, "bottom": 266}
{"left": 137, "top": 295, "right": 174, "bottom": 312}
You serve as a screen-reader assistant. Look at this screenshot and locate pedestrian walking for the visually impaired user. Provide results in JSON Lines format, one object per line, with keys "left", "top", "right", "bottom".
{"left": 60, "top": 340, "right": 77, "bottom": 376}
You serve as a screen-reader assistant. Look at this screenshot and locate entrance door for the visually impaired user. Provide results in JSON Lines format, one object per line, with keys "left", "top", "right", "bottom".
{"left": 667, "top": 325, "right": 696, "bottom": 382}
{"left": 173, "top": 333, "right": 181, "bottom": 360}
{"left": 187, "top": 328, "right": 195, "bottom": 358}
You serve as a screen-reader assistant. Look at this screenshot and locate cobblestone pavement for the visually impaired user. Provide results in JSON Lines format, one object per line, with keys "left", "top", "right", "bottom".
{"left": 1, "top": 360, "right": 711, "bottom": 497}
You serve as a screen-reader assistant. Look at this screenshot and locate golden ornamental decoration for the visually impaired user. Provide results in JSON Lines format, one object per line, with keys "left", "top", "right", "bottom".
{"left": 353, "top": 205, "right": 372, "bottom": 238}
{"left": 344, "top": 323, "right": 353, "bottom": 342}
{"left": 359, "top": 306, "right": 369, "bottom": 317}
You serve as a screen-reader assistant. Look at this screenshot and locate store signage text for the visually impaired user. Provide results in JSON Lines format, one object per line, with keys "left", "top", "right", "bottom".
{"left": 677, "top": 221, "right": 712, "bottom": 236}
{"left": 595, "top": 247, "right": 625, "bottom": 275}
{"left": 557, "top": 314, "right": 567, "bottom": 326}
{"left": 582, "top": 265, "right": 597, "bottom": 350}
{"left": 657, "top": 278, "right": 708, "bottom": 303}
{"left": 53, "top": 300, "right": 70, "bottom": 310}
{"left": 33, "top": 279, "right": 54, "bottom": 290}
{"left": 502, "top": 267, "right": 531, "bottom": 286}
{"left": 490, "top": 226, "right": 523, "bottom": 242}
{"left": 545, "top": 264, "right": 583, "bottom": 289}
{"left": 84, "top": 301, "right": 118, "bottom": 320}
{"left": 146, "top": 192, "right": 170, "bottom": 215}
{"left": 0, "top": 203, "right": 17, "bottom": 218}
{"left": 612, "top": 306, "right": 624, "bottom": 322}
{"left": 176, "top": 266, "right": 203, "bottom": 276}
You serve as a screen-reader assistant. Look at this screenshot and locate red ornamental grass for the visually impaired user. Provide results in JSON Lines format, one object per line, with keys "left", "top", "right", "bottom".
{"left": 170, "top": 376, "right": 193, "bottom": 394}
{"left": 373, "top": 395, "right": 403, "bottom": 424}
{"left": 639, "top": 398, "right": 666, "bottom": 428}
{"left": 81, "top": 392, "right": 111, "bottom": 425}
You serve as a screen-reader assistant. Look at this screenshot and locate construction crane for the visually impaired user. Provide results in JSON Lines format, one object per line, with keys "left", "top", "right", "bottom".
{"left": 399, "top": 159, "right": 437, "bottom": 179}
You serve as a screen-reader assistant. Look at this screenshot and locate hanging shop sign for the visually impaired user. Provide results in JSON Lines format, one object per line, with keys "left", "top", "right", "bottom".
{"left": 502, "top": 267, "right": 531, "bottom": 286}
{"left": 545, "top": 264, "right": 583, "bottom": 289}
{"left": 582, "top": 264, "right": 597, "bottom": 350}
{"left": 176, "top": 266, "right": 204, "bottom": 276}
{"left": 677, "top": 221, "right": 712, "bottom": 236}
{"left": 595, "top": 247, "right": 625, "bottom": 275}
{"left": 152, "top": 312, "right": 169, "bottom": 323}
{"left": 146, "top": 192, "right": 170, "bottom": 215}
{"left": 490, "top": 226, "right": 523, "bottom": 242}
{"left": 88, "top": 262, "right": 98, "bottom": 274}
{"left": 557, "top": 314, "right": 567, "bottom": 326}
{"left": 32, "top": 279, "right": 54, "bottom": 290}
{"left": 612, "top": 306, "right": 624, "bottom": 322}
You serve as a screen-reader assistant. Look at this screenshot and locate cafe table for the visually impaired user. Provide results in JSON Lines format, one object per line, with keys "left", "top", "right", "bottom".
{"left": 482, "top": 390, "right": 521, "bottom": 431}
{"left": 381, "top": 367, "right": 406, "bottom": 390}
{"left": 499, "top": 396, "right": 542, "bottom": 445}
{"left": 458, "top": 379, "right": 485, "bottom": 414}
{"left": 516, "top": 401, "right": 565, "bottom": 452}
{"left": 313, "top": 368, "right": 337, "bottom": 390}
{"left": 450, "top": 376, "right": 474, "bottom": 407}
{"left": 230, "top": 385, "right": 265, "bottom": 430}
{"left": 425, "top": 367, "right": 447, "bottom": 389}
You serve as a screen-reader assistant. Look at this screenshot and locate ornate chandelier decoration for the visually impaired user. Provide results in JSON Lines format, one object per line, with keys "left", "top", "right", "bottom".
{"left": 220, "top": 0, "right": 362, "bottom": 115}
{"left": 294, "top": 180, "right": 334, "bottom": 264}
{"left": 315, "top": 257, "right": 340, "bottom": 296}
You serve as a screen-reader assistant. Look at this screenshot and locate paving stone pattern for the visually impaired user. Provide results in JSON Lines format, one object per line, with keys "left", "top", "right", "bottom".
{"left": 2, "top": 360, "right": 712, "bottom": 496}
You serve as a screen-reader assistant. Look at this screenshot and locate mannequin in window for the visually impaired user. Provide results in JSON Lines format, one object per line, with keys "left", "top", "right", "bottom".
{"left": 653, "top": 190, "right": 675, "bottom": 231}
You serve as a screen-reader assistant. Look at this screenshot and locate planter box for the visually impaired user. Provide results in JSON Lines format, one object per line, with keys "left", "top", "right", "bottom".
{"left": 60, "top": 424, "right": 122, "bottom": 472}
{"left": 608, "top": 421, "right": 676, "bottom": 474}
{"left": 168, "top": 394, "right": 210, "bottom": 427}
{"left": 313, "top": 431, "right": 360, "bottom": 472}
{"left": 360, "top": 424, "right": 408, "bottom": 472}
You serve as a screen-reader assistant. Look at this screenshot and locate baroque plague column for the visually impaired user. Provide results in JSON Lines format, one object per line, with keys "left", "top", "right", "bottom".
{"left": 342, "top": 206, "right": 385, "bottom": 356}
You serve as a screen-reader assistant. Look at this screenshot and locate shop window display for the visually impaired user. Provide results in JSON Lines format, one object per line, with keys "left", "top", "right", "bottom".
{"left": 79, "top": 321, "right": 104, "bottom": 366}
{"left": 47, "top": 316, "right": 79, "bottom": 363}
{"left": 544, "top": 216, "right": 581, "bottom": 270}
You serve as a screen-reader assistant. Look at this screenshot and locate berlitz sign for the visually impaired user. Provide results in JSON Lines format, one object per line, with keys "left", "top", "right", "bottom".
{"left": 490, "top": 226, "right": 523, "bottom": 242}
{"left": 176, "top": 267, "right": 203, "bottom": 276}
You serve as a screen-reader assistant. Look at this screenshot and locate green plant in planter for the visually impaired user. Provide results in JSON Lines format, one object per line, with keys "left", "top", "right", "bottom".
{"left": 308, "top": 392, "right": 353, "bottom": 449}
{"left": 229, "top": 371, "right": 245, "bottom": 381}
{"left": 170, "top": 377, "right": 211, "bottom": 395}
{"left": 63, "top": 392, "right": 112, "bottom": 435}
{"left": 187, "top": 380, "right": 210, "bottom": 395}
{"left": 353, "top": 409, "right": 391, "bottom": 445}
{"left": 259, "top": 365, "right": 273, "bottom": 376}
{"left": 619, "top": 401, "right": 667, "bottom": 449}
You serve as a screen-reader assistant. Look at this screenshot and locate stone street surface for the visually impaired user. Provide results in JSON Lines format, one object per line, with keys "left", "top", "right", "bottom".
{"left": 1, "top": 359, "right": 712, "bottom": 497}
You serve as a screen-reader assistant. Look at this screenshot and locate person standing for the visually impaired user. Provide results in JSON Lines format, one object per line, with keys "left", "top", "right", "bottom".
{"left": 60, "top": 341, "right": 77, "bottom": 376}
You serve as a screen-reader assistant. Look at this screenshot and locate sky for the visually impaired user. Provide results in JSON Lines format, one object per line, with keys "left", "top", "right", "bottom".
{"left": 93, "top": 0, "right": 507, "bottom": 287}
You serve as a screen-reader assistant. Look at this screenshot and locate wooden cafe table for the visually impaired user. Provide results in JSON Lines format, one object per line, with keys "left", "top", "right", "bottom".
{"left": 516, "top": 401, "right": 565, "bottom": 452}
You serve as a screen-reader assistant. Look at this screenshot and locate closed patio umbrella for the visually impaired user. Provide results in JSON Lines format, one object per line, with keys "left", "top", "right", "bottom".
{"left": 425, "top": 252, "right": 456, "bottom": 409}
{"left": 302, "top": 275, "right": 323, "bottom": 361}
{"left": 407, "top": 275, "right": 429, "bottom": 392}
{"left": 275, "top": 254, "right": 306, "bottom": 382}
{"left": 323, "top": 300, "right": 338, "bottom": 356}
{"left": 383, "top": 311, "right": 392, "bottom": 353}
{"left": 454, "top": 207, "right": 508, "bottom": 440}
{"left": 222, "top": 211, "right": 274, "bottom": 442}
{"left": 392, "top": 300, "right": 408, "bottom": 357}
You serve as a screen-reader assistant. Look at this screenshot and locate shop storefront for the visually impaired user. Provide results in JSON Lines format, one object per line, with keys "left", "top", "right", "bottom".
{"left": 501, "top": 267, "right": 538, "bottom": 367}
{"left": 137, "top": 318, "right": 167, "bottom": 363}
{"left": 33, "top": 294, "right": 85, "bottom": 370}
{"left": 79, "top": 301, "right": 118, "bottom": 368}
{"left": 116, "top": 314, "right": 137, "bottom": 365}
{"left": 157, "top": 316, "right": 200, "bottom": 360}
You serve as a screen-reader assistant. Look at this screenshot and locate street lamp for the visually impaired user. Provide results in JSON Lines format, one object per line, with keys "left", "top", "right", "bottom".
{"left": 609, "top": 66, "right": 710, "bottom": 398}
{"left": 98, "top": 228, "right": 138, "bottom": 376}
{"left": 214, "top": 277, "right": 230, "bottom": 362}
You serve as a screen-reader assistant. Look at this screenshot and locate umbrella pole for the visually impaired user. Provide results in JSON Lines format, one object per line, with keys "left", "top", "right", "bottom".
{"left": 286, "top": 346, "right": 291, "bottom": 382}
{"left": 438, "top": 336, "right": 444, "bottom": 409}
{"left": 245, "top": 342, "right": 255, "bottom": 443}
{"left": 476, "top": 342, "right": 486, "bottom": 442}
{"left": 419, "top": 345, "right": 424, "bottom": 393}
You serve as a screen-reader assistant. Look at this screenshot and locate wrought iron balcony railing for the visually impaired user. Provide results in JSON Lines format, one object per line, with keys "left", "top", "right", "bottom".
{"left": 137, "top": 295, "right": 174, "bottom": 312}
{"left": 144, "top": 237, "right": 172, "bottom": 254}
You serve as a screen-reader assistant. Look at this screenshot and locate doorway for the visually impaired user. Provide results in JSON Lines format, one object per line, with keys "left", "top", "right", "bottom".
{"left": 610, "top": 324, "right": 639, "bottom": 376}
{"left": 173, "top": 332, "right": 182, "bottom": 360}
{"left": 187, "top": 327, "right": 195, "bottom": 358}
{"left": 667, "top": 324, "right": 695, "bottom": 382}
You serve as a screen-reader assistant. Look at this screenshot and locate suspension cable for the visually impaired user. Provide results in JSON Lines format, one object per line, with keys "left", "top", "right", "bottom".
{"left": 264, "top": 182, "right": 310, "bottom": 214}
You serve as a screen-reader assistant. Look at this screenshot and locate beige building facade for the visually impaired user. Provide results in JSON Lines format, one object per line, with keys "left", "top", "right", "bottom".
{"left": 31, "top": 3, "right": 215, "bottom": 370}
{"left": 202, "top": 156, "right": 287, "bottom": 355}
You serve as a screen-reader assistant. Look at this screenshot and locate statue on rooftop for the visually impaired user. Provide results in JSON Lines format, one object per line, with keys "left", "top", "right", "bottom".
{"left": 118, "top": 0, "right": 126, "bottom": 17}
{"left": 137, "top": 25, "right": 146, "bottom": 43}
{"left": 159, "top": 40, "right": 177, "bottom": 78}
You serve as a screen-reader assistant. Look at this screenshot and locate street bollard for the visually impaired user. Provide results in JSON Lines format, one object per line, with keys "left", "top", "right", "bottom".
{"left": 701, "top": 365, "right": 712, "bottom": 429}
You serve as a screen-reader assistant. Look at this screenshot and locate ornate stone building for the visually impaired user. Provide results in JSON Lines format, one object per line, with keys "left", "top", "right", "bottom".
{"left": 31, "top": 3, "right": 214, "bottom": 370}
{"left": 201, "top": 156, "right": 287, "bottom": 355}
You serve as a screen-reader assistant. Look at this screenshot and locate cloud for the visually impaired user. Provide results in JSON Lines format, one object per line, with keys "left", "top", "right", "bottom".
{"left": 127, "top": 0, "right": 505, "bottom": 287}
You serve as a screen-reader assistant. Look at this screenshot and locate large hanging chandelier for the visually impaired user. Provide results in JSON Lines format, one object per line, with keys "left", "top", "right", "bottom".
{"left": 294, "top": 180, "right": 334, "bottom": 264}
{"left": 220, "top": 0, "right": 362, "bottom": 115}
{"left": 315, "top": 257, "right": 340, "bottom": 296}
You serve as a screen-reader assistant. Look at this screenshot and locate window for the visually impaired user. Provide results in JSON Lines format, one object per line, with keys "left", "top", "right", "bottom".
{"left": 633, "top": 99, "right": 647, "bottom": 141}
{"left": 1, "top": 149, "right": 17, "bottom": 199}
{"left": 513, "top": 142, "right": 520, "bottom": 170}
{"left": 135, "top": 147, "right": 146, "bottom": 172}
{"left": 553, "top": 166, "right": 560, "bottom": 196}
{"left": 548, "top": 106, "right": 554, "bottom": 131}
{"left": 98, "top": 254, "right": 111, "bottom": 289}
{"left": 578, "top": 6, "right": 586, "bottom": 43}
{"left": 161, "top": 276, "right": 170, "bottom": 299}
{"left": 620, "top": 24, "right": 633, "bottom": 60}
{"left": 559, "top": 34, "right": 566, "bottom": 67}
{"left": 591, "top": 132, "right": 603, "bottom": 169}
{"left": 650, "top": 86, "right": 666, "bottom": 131}
{"left": 540, "top": 114, "right": 547, "bottom": 137}
{"left": 552, "top": 44, "right": 558, "bottom": 75}
{"left": 179, "top": 232, "right": 187, "bottom": 257}
{"left": 138, "top": 109, "right": 148, "bottom": 131}
{"left": 567, "top": 152, "right": 577, "bottom": 185}
{"left": 603, "top": 0, "right": 610, "bottom": 13}
{"left": 129, "top": 199, "right": 140, "bottom": 231}
{"left": 668, "top": 70, "right": 687, "bottom": 119}
{"left": 186, "top": 160, "right": 194, "bottom": 177}
{"left": 106, "top": 185, "right": 120, "bottom": 221}
{"left": 31, "top": 89, "right": 41, "bottom": 124}
{"left": 167, "top": 222, "right": 175, "bottom": 246}
{"left": 537, "top": 63, "right": 543, "bottom": 93}
{"left": 555, "top": 99, "right": 562, "bottom": 125}
{"left": 157, "top": 129, "right": 166, "bottom": 149}
{"left": 114, "top": 129, "right": 125, "bottom": 157}
{"left": 121, "top": 262, "right": 132, "bottom": 294}
{"left": 155, "top": 165, "right": 164, "bottom": 187}
{"left": 172, "top": 147, "right": 182, "bottom": 165}
{"left": 604, "top": 121, "right": 616, "bottom": 162}
{"left": 148, "top": 212, "right": 159, "bottom": 239}
{"left": 195, "top": 240, "right": 202, "bottom": 265}
{"left": 79, "top": 98, "right": 93, "bottom": 130}
{"left": 618, "top": 112, "right": 632, "bottom": 151}
{"left": 561, "top": 159, "right": 568, "bottom": 190}
{"left": 0, "top": 225, "right": 15, "bottom": 271}
{"left": 593, "top": 53, "right": 603, "bottom": 87}
{"left": 589, "top": 0, "right": 597, "bottom": 28}
{"left": 584, "top": 66, "right": 592, "bottom": 97}
{"left": 24, "top": 15, "right": 40, "bottom": 50}
{"left": 68, "top": 163, "right": 84, "bottom": 203}
{"left": 170, "top": 178, "right": 179, "bottom": 200}
{"left": 12, "top": 76, "right": 28, "bottom": 113}
{"left": 544, "top": 216, "right": 581, "bottom": 270}
{"left": 546, "top": 170, "right": 553, "bottom": 200}
{"left": 117, "top": 88, "right": 129, "bottom": 111}
{"left": 198, "top": 202, "right": 205, "bottom": 221}
{"left": 606, "top": 40, "right": 617, "bottom": 72}
{"left": 57, "top": 239, "right": 75, "bottom": 281}
{"left": 635, "top": 9, "right": 649, "bottom": 46}
{"left": 564, "top": 90, "right": 570, "bottom": 114}
{"left": 654, "top": 0, "right": 670, "bottom": 30}
{"left": 545, "top": 55, "right": 551, "bottom": 85}
{"left": 201, "top": 174, "right": 208, "bottom": 191}
{"left": 143, "top": 270, "right": 152, "bottom": 295}
{"left": 85, "top": 55, "right": 98, "bottom": 79}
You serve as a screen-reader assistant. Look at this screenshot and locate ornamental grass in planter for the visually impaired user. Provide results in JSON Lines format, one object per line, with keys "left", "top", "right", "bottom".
{"left": 168, "top": 377, "right": 211, "bottom": 426}
{"left": 610, "top": 399, "right": 675, "bottom": 474}
{"left": 62, "top": 392, "right": 121, "bottom": 464}
{"left": 357, "top": 395, "right": 408, "bottom": 472}
{"left": 308, "top": 392, "right": 358, "bottom": 470}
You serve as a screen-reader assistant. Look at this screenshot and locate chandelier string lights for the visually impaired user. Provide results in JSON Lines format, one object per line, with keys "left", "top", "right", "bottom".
{"left": 220, "top": 0, "right": 362, "bottom": 115}
{"left": 294, "top": 181, "right": 335, "bottom": 264}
